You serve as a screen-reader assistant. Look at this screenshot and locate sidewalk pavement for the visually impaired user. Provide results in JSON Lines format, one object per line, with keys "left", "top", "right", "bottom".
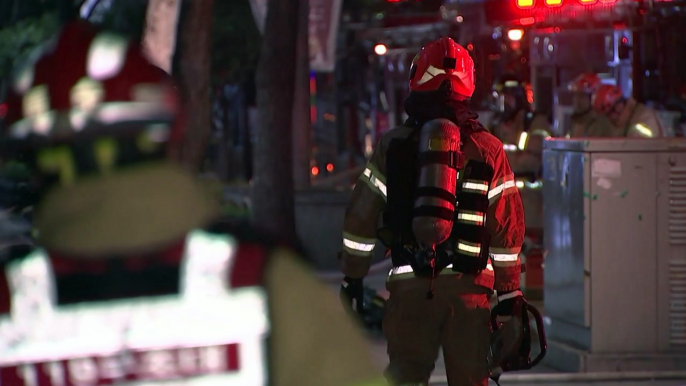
{"left": 321, "top": 266, "right": 686, "bottom": 385}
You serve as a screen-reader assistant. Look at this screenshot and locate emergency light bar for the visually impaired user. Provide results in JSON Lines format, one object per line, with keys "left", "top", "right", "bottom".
{"left": 517, "top": 0, "right": 615, "bottom": 8}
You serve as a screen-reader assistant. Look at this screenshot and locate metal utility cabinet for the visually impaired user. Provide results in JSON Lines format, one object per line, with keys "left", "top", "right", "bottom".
{"left": 542, "top": 138, "right": 686, "bottom": 372}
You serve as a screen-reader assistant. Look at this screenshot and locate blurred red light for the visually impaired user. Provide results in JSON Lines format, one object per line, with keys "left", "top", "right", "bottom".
{"left": 326, "top": 163, "right": 334, "bottom": 172}
{"left": 311, "top": 166, "right": 320, "bottom": 176}
{"left": 467, "top": 43, "right": 474, "bottom": 51}
{"left": 520, "top": 17, "right": 536, "bottom": 25}
{"left": 621, "top": 37, "right": 628, "bottom": 44}
{"left": 516, "top": 0, "right": 534, "bottom": 8}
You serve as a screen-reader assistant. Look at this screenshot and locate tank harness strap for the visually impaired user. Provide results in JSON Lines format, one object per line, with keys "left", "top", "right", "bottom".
{"left": 418, "top": 151, "right": 465, "bottom": 169}
{"left": 412, "top": 206, "right": 454, "bottom": 222}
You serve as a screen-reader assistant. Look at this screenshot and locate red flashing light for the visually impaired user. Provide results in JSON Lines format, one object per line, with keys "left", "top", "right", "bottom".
{"left": 519, "top": 17, "right": 535, "bottom": 25}
{"left": 467, "top": 43, "right": 474, "bottom": 51}
{"left": 514, "top": 0, "right": 618, "bottom": 7}
{"left": 311, "top": 166, "right": 320, "bottom": 176}
{"left": 309, "top": 76, "right": 316, "bottom": 95}
{"left": 326, "top": 163, "right": 334, "bottom": 172}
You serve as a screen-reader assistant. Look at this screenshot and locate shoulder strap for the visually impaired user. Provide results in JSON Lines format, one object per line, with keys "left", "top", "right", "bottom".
{"left": 383, "top": 129, "right": 420, "bottom": 242}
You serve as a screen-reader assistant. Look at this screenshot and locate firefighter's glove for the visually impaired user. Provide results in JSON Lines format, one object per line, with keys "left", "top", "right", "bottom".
{"left": 493, "top": 289, "right": 525, "bottom": 316}
{"left": 340, "top": 276, "right": 364, "bottom": 315}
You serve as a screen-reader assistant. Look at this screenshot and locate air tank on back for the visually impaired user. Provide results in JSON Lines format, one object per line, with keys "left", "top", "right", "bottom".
{"left": 412, "top": 118, "right": 463, "bottom": 249}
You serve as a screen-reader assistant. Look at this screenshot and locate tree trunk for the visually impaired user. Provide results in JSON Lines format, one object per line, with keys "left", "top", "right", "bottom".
{"left": 177, "top": 0, "right": 215, "bottom": 170}
{"left": 292, "top": 0, "right": 311, "bottom": 190}
{"left": 250, "top": 0, "right": 300, "bottom": 240}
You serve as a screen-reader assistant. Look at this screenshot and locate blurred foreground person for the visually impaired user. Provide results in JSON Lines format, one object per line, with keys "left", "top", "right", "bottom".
{"left": 568, "top": 73, "right": 617, "bottom": 137}
{"left": 340, "top": 37, "right": 526, "bottom": 386}
{"left": 593, "top": 84, "right": 665, "bottom": 138}
{"left": 0, "top": 21, "right": 384, "bottom": 386}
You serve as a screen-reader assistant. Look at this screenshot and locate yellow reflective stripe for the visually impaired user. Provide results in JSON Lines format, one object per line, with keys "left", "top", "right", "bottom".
{"left": 456, "top": 210, "right": 485, "bottom": 225}
{"left": 342, "top": 231, "right": 376, "bottom": 245}
{"left": 388, "top": 263, "right": 493, "bottom": 278}
{"left": 518, "top": 131, "right": 528, "bottom": 150}
{"left": 360, "top": 163, "right": 387, "bottom": 200}
{"left": 488, "top": 180, "right": 516, "bottom": 200}
{"left": 365, "top": 162, "right": 386, "bottom": 184}
{"left": 457, "top": 240, "right": 481, "bottom": 256}
{"left": 488, "top": 174, "right": 518, "bottom": 204}
{"left": 342, "top": 231, "right": 376, "bottom": 255}
{"left": 490, "top": 247, "right": 521, "bottom": 267}
{"left": 343, "top": 238, "right": 375, "bottom": 252}
{"left": 462, "top": 180, "right": 489, "bottom": 194}
{"left": 490, "top": 253, "right": 519, "bottom": 262}
{"left": 389, "top": 265, "right": 415, "bottom": 276}
{"left": 344, "top": 246, "right": 374, "bottom": 257}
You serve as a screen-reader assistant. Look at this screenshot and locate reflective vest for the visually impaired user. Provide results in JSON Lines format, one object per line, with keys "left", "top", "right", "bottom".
{"left": 0, "top": 229, "right": 270, "bottom": 385}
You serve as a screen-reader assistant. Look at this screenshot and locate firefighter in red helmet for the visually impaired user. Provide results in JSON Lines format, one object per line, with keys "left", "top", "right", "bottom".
{"left": 593, "top": 84, "right": 665, "bottom": 138}
{"left": 339, "top": 36, "right": 526, "bottom": 385}
{"left": 0, "top": 21, "right": 385, "bottom": 386}
{"left": 567, "top": 73, "right": 618, "bottom": 137}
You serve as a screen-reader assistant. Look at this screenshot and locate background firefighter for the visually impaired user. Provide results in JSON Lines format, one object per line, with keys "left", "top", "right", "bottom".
{"left": 0, "top": 21, "right": 386, "bottom": 386}
{"left": 488, "top": 73, "right": 550, "bottom": 181}
{"left": 593, "top": 84, "right": 665, "bottom": 138}
{"left": 567, "top": 73, "right": 618, "bottom": 138}
{"left": 489, "top": 74, "right": 550, "bottom": 149}
{"left": 339, "top": 37, "right": 527, "bottom": 386}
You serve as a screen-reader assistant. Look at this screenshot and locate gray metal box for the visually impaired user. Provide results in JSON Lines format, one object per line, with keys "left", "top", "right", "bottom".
{"left": 542, "top": 138, "right": 686, "bottom": 372}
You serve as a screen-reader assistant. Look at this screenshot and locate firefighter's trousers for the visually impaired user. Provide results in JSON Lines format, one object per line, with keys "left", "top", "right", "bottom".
{"left": 383, "top": 275, "right": 491, "bottom": 386}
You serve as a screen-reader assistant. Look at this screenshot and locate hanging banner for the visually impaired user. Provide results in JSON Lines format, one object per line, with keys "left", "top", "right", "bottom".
{"left": 249, "top": 0, "right": 342, "bottom": 73}
{"left": 141, "top": 0, "right": 182, "bottom": 74}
